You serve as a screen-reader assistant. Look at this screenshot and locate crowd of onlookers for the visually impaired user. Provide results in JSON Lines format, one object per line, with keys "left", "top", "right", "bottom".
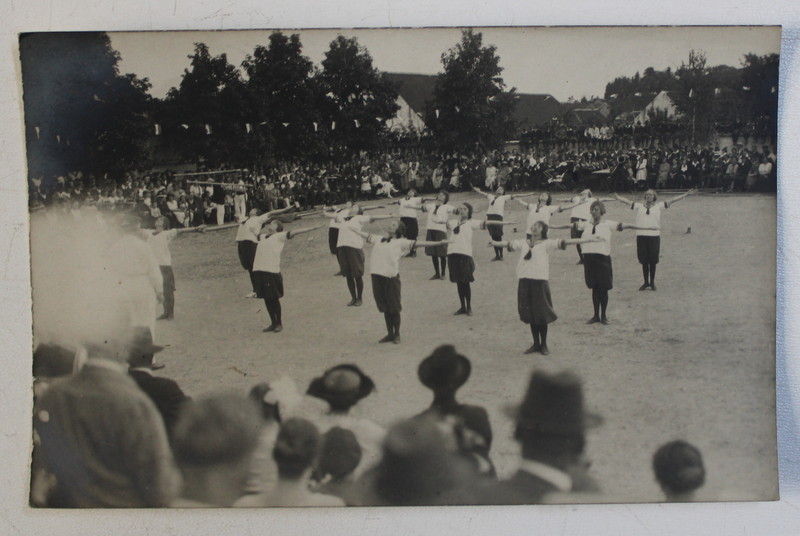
{"left": 31, "top": 335, "right": 707, "bottom": 508}
{"left": 27, "top": 142, "right": 777, "bottom": 226}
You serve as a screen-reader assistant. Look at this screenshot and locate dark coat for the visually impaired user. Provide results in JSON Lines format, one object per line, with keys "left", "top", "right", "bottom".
{"left": 475, "top": 469, "right": 559, "bottom": 505}
{"left": 129, "top": 370, "right": 190, "bottom": 437}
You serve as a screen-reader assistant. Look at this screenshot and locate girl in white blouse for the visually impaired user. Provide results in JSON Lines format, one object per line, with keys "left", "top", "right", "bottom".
{"left": 490, "top": 221, "right": 601, "bottom": 355}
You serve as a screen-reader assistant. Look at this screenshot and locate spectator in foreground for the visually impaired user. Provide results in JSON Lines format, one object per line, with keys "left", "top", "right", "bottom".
{"left": 33, "top": 329, "right": 180, "bottom": 507}
{"left": 311, "top": 426, "right": 363, "bottom": 505}
{"left": 171, "top": 392, "right": 262, "bottom": 507}
{"left": 477, "top": 370, "right": 602, "bottom": 505}
{"left": 652, "top": 440, "right": 706, "bottom": 502}
{"left": 238, "top": 418, "right": 344, "bottom": 507}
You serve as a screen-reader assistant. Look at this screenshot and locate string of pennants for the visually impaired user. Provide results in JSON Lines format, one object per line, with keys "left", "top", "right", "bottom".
{"left": 147, "top": 118, "right": 387, "bottom": 136}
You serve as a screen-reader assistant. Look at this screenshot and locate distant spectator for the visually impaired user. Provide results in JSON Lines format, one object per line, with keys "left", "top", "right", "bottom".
{"left": 171, "top": 392, "right": 262, "bottom": 507}
{"left": 652, "top": 440, "right": 706, "bottom": 502}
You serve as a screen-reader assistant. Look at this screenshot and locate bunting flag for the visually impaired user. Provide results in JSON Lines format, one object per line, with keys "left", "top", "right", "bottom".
{"left": 259, "top": 121, "right": 268, "bottom": 126}
{"left": 56, "top": 135, "right": 61, "bottom": 144}
{"left": 435, "top": 109, "right": 440, "bottom": 119}
{"left": 325, "top": 92, "right": 336, "bottom": 99}
{"left": 92, "top": 94, "right": 104, "bottom": 103}
{"left": 332, "top": 121, "right": 336, "bottom": 130}
{"left": 375, "top": 117, "right": 381, "bottom": 122}
{"left": 282, "top": 122, "right": 290, "bottom": 127}
{"left": 181, "top": 124, "right": 189, "bottom": 130}
{"left": 771, "top": 86, "right": 777, "bottom": 94}
{"left": 245, "top": 123, "right": 252, "bottom": 134}
{"left": 634, "top": 92, "right": 642, "bottom": 97}
{"left": 313, "top": 122, "right": 318, "bottom": 132}
{"left": 455, "top": 106, "right": 460, "bottom": 113}
{"left": 154, "top": 124, "right": 161, "bottom": 136}
{"left": 205, "top": 124, "right": 212, "bottom": 135}
{"left": 34, "top": 126, "right": 40, "bottom": 139}
{"left": 688, "top": 89, "right": 694, "bottom": 98}
{"left": 354, "top": 119, "right": 360, "bottom": 128}
{"left": 714, "top": 88, "right": 721, "bottom": 95}
{"left": 742, "top": 86, "right": 751, "bottom": 91}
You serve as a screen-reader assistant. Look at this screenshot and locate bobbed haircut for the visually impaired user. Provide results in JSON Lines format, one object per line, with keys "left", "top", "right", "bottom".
{"left": 645, "top": 189, "right": 658, "bottom": 202}
{"left": 542, "top": 193, "right": 553, "bottom": 206}
{"left": 172, "top": 392, "right": 262, "bottom": 468}
{"left": 462, "top": 202, "right": 474, "bottom": 220}
{"left": 652, "top": 440, "right": 705, "bottom": 495}
{"left": 438, "top": 190, "right": 450, "bottom": 204}
{"left": 273, "top": 418, "right": 321, "bottom": 480}
{"left": 590, "top": 200, "right": 606, "bottom": 216}
{"left": 530, "top": 221, "right": 549, "bottom": 239}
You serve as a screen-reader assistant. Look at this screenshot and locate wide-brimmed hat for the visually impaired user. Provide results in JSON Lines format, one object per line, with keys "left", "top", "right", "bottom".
{"left": 126, "top": 327, "right": 165, "bottom": 368}
{"left": 417, "top": 345, "right": 471, "bottom": 391}
{"left": 508, "top": 370, "right": 602, "bottom": 438}
{"left": 306, "top": 364, "right": 375, "bottom": 410}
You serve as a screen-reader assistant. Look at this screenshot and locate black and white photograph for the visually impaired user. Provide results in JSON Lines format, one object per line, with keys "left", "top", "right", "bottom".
{"left": 15, "top": 23, "right": 787, "bottom": 514}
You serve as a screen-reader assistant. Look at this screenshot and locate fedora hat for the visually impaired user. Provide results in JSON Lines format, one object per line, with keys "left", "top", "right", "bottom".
{"left": 126, "top": 327, "right": 165, "bottom": 369}
{"left": 417, "top": 345, "right": 471, "bottom": 391}
{"left": 509, "top": 370, "right": 602, "bottom": 438}
{"left": 306, "top": 364, "right": 375, "bottom": 410}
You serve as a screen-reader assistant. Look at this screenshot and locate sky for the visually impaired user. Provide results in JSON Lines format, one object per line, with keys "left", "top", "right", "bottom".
{"left": 111, "top": 26, "right": 780, "bottom": 102}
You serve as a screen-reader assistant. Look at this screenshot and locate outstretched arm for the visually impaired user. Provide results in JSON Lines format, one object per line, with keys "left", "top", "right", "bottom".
{"left": 176, "top": 224, "right": 206, "bottom": 235}
{"left": 548, "top": 223, "right": 572, "bottom": 230}
{"left": 471, "top": 186, "right": 490, "bottom": 198}
{"left": 619, "top": 223, "right": 659, "bottom": 231}
{"left": 516, "top": 198, "right": 532, "bottom": 209}
{"left": 287, "top": 223, "right": 325, "bottom": 239}
{"left": 562, "top": 235, "right": 604, "bottom": 246}
{"left": 612, "top": 192, "right": 633, "bottom": 205}
{"left": 414, "top": 239, "right": 449, "bottom": 248}
{"left": 367, "top": 214, "right": 393, "bottom": 223}
{"left": 668, "top": 188, "right": 697, "bottom": 205}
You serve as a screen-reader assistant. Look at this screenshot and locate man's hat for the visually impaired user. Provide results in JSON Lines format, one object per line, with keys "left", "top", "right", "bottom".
{"left": 306, "top": 364, "right": 375, "bottom": 410}
{"left": 509, "top": 370, "right": 602, "bottom": 439}
{"left": 126, "top": 327, "right": 165, "bottom": 369}
{"left": 417, "top": 345, "right": 471, "bottom": 391}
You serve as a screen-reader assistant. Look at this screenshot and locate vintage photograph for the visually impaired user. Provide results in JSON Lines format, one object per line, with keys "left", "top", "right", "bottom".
{"left": 22, "top": 26, "right": 779, "bottom": 508}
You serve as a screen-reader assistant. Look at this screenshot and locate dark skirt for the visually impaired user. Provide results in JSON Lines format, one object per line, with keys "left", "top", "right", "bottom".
{"left": 371, "top": 274, "right": 402, "bottom": 313}
{"left": 448, "top": 254, "right": 475, "bottom": 283}
{"left": 425, "top": 229, "right": 448, "bottom": 257}
{"left": 636, "top": 235, "right": 661, "bottom": 264}
{"left": 237, "top": 240, "right": 257, "bottom": 271}
{"left": 487, "top": 213, "right": 503, "bottom": 241}
{"left": 328, "top": 228, "right": 340, "bottom": 255}
{"left": 583, "top": 253, "right": 613, "bottom": 290}
{"left": 253, "top": 271, "right": 284, "bottom": 300}
{"left": 401, "top": 217, "right": 419, "bottom": 240}
{"left": 337, "top": 246, "right": 365, "bottom": 278}
{"left": 517, "top": 278, "right": 557, "bottom": 325}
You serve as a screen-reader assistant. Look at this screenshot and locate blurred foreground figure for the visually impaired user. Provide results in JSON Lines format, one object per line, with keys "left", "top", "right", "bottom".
{"left": 171, "top": 392, "right": 262, "bottom": 507}
{"left": 653, "top": 440, "right": 706, "bottom": 501}
{"left": 477, "top": 370, "right": 602, "bottom": 504}
{"left": 33, "top": 330, "right": 180, "bottom": 507}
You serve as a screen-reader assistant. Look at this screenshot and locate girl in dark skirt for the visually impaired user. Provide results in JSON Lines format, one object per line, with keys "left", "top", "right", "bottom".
{"left": 353, "top": 222, "right": 447, "bottom": 343}
{"left": 322, "top": 202, "right": 352, "bottom": 275}
{"left": 611, "top": 188, "right": 696, "bottom": 290}
{"left": 252, "top": 219, "right": 324, "bottom": 332}
{"left": 446, "top": 203, "right": 516, "bottom": 316}
{"left": 578, "top": 200, "right": 658, "bottom": 325}
{"left": 389, "top": 189, "right": 435, "bottom": 258}
{"left": 490, "top": 221, "right": 602, "bottom": 355}
{"left": 422, "top": 190, "right": 457, "bottom": 280}
{"left": 472, "top": 185, "right": 532, "bottom": 260}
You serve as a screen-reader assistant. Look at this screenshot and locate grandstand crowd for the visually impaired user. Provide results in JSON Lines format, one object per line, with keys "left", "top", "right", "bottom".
{"left": 29, "top": 142, "right": 776, "bottom": 226}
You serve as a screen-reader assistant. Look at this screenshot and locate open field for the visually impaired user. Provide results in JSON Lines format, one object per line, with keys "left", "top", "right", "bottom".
{"left": 155, "top": 192, "right": 777, "bottom": 503}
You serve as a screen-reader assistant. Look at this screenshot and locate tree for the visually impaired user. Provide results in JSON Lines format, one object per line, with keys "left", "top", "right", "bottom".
{"left": 426, "top": 29, "right": 517, "bottom": 152}
{"left": 673, "top": 50, "right": 715, "bottom": 142}
{"left": 739, "top": 53, "right": 779, "bottom": 139}
{"left": 242, "top": 32, "right": 326, "bottom": 165}
{"left": 317, "top": 36, "right": 400, "bottom": 159}
{"left": 159, "top": 43, "right": 247, "bottom": 168}
{"left": 20, "top": 32, "right": 153, "bottom": 180}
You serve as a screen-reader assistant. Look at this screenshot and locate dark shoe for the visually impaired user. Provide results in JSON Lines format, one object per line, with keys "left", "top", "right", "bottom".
{"left": 393, "top": 335, "right": 401, "bottom": 344}
{"left": 524, "top": 344, "right": 541, "bottom": 355}
{"left": 600, "top": 318, "right": 610, "bottom": 325}
{"left": 273, "top": 324, "right": 283, "bottom": 333}
{"left": 334, "top": 271, "right": 343, "bottom": 276}
{"left": 586, "top": 317, "right": 600, "bottom": 324}
{"left": 354, "top": 299, "right": 362, "bottom": 306}
{"left": 379, "top": 334, "right": 394, "bottom": 343}
{"left": 453, "top": 308, "right": 466, "bottom": 315}
{"left": 151, "top": 362, "right": 166, "bottom": 371}
{"left": 540, "top": 345, "right": 550, "bottom": 356}
{"left": 490, "top": 257, "right": 501, "bottom": 262}
{"left": 638, "top": 284, "right": 650, "bottom": 291}
{"left": 157, "top": 313, "right": 173, "bottom": 320}
{"left": 650, "top": 283, "right": 657, "bottom": 291}
{"left": 577, "top": 259, "right": 584, "bottom": 265}
{"left": 430, "top": 274, "right": 441, "bottom": 280}
{"left": 263, "top": 325, "right": 275, "bottom": 332}
{"left": 347, "top": 299, "right": 357, "bottom": 306}
{"left": 466, "top": 308, "right": 473, "bottom": 316}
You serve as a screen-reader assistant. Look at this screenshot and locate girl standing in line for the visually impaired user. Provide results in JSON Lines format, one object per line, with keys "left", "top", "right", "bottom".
{"left": 421, "top": 190, "right": 457, "bottom": 280}
{"left": 490, "top": 221, "right": 602, "bottom": 355}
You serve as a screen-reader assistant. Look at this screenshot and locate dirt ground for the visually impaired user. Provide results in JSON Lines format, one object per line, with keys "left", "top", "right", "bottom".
{"left": 158, "top": 192, "right": 777, "bottom": 503}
